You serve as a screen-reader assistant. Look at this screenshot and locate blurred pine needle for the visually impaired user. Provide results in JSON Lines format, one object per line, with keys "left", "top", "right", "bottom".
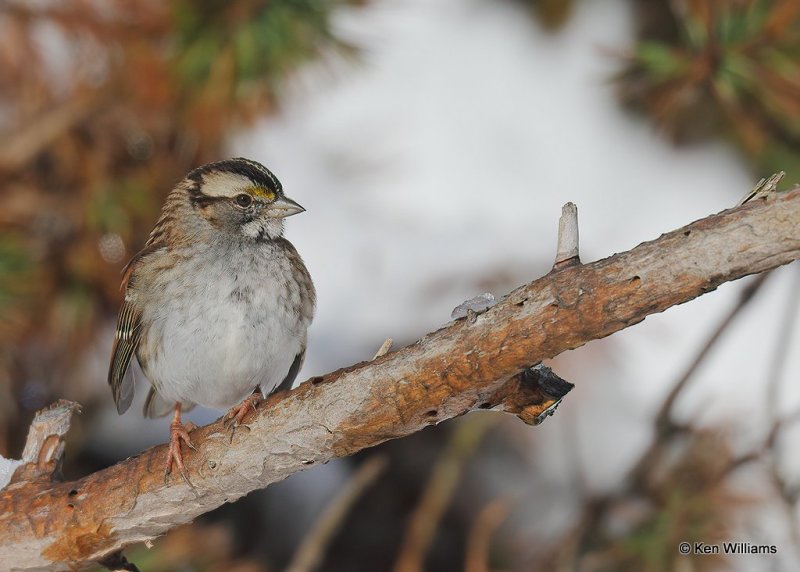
{"left": 616, "top": 0, "right": 800, "bottom": 182}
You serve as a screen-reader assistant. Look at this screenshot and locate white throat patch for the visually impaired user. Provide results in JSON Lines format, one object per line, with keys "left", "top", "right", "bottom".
{"left": 242, "top": 218, "right": 284, "bottom": 240}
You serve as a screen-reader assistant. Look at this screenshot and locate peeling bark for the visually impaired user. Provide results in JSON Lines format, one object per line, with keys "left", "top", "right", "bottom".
{"left": 1, "top": 189, "right": 799, "bottom": 571}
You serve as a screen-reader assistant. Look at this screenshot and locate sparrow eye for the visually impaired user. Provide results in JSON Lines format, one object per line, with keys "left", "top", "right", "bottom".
{"left": 235, "top": 193, "right": 253, "bottom": 208}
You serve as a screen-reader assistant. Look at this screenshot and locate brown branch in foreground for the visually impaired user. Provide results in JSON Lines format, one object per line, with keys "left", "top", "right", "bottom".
{"left": 1, "top": 188, "right": 800, "bottom": 571}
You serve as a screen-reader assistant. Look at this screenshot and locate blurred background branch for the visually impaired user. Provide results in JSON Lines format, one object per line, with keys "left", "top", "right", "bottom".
{"left": 287, "top": 455, "right": 388, "bottom": 572}
{"left": 394, "top": 415, "right": 499, "bottom": 572}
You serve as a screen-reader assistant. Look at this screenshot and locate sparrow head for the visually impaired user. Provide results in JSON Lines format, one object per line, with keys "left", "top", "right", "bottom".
{"left": 184, "top": 158, "right": 304, "bottom": 241}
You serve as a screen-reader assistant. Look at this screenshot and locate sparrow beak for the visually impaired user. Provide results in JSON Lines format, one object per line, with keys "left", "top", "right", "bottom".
{"left": 266, "top": 196, "right": 305, "bottom": 218}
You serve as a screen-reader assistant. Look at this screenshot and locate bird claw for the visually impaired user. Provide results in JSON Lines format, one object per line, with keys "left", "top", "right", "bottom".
{"left": 183, "top": 422, "right": 199, "bottom": 451}
{"left": 223, "top": 393, "right": 262, "bottom": 443}
{"left": 164, "top": 420, "right": 196, "bottom": 488}
{"left": 164, "top": 465, "right": 193, "bottom": 489}
{"left": 226, "top": 421, "right": 254, "bottom": 444}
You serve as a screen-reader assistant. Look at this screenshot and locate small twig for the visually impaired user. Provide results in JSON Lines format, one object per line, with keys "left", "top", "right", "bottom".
{"left": 394, "top": 415, "right": 498, "bottom": 572}
{"left": 286, "top": 456, "right": 388, "bottom": 572}
{"left": 373, "top": 338, "right": 394, "bottom": 360}
{"left": 737, "top": 171, "right": 785, "bottom": 206}
{"left": 553, "top": 202, "right": 580, "bottom": 269}
{"left": 464, "top": 497, "right": 513, "bottom": 572}
{"left": 10, "top": 400, "right": 81, "bottom": 484}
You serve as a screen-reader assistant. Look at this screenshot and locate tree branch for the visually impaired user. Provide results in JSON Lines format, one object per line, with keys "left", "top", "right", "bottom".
{"left": 1, "top": 188, "right": 799, "bottom": 570}
{"left": 10, "top": 400, "right": 81, "bottom": 485}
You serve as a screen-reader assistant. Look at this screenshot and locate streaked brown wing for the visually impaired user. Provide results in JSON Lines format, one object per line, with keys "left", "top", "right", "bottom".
{"left": 108, "top": 298, "right": 142, "bottom": 414}
{"left": 107, "top": 243, "right": 161, "bottom": 414}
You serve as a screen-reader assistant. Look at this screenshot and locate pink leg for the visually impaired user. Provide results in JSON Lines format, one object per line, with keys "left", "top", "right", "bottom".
{"left": 164, "top": 403, "right": 197, "bottom": 486}
{"left": 223, "top": 391, "right": 263, "bottom": 441}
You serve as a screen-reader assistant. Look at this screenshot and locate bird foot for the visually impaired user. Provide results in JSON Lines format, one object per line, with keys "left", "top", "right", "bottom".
{"left": 164, "top": 419, "right": 197, "bottom": 487}
{"left": 224, "top": 393, "right": 263, "bottom": 442}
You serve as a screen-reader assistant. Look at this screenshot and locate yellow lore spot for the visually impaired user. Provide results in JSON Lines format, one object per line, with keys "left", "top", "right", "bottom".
{"left": 246, "top": 186, "right": 276, "bottom": 201}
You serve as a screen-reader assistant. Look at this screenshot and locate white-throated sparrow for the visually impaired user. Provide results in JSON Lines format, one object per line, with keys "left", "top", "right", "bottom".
{"left": 108, "top": 158, "right": 315, "bottom": 482}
